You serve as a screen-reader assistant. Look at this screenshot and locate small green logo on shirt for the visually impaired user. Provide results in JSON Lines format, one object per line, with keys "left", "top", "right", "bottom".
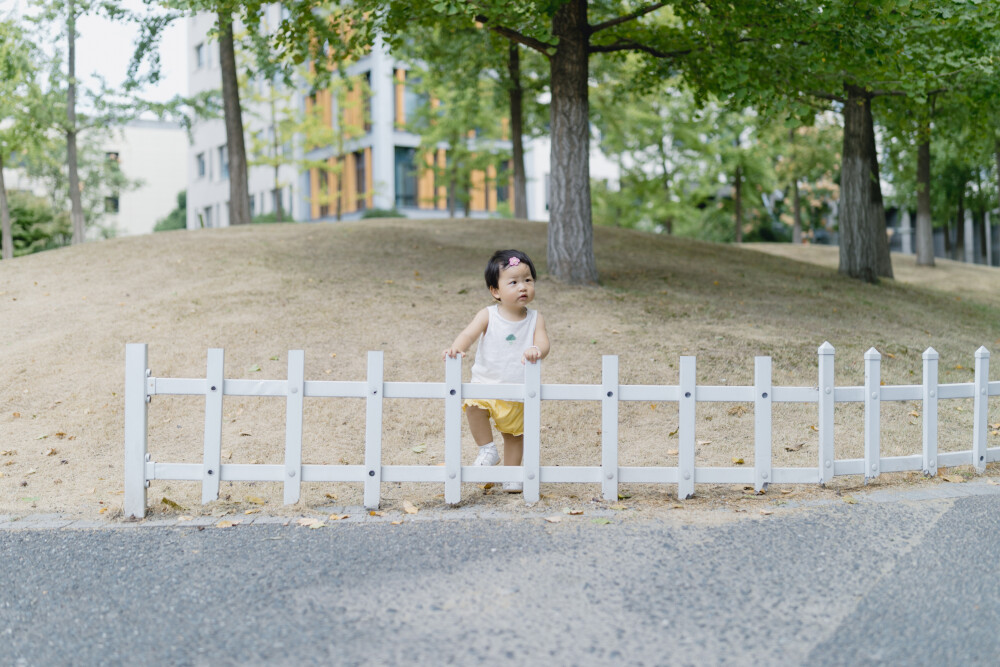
{"left": 505, "top": 334, "right": 516, "bottom": 344}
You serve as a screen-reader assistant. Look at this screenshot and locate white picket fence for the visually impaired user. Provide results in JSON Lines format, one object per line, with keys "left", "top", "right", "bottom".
{"left": 123, "top": 342, "right": 999, "bottom": 519}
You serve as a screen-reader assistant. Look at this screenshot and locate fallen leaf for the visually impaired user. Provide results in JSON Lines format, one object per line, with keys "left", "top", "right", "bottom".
{"left": 649, "top": 404, "right": 656, "bottom": 410}
{"left": 297, "top": 517, "right": 324, "bottom": 528}
{"left": 369, "top": 510, "right": 385, "bottom": 516}
{"left": 390, "top": 520, "right": 403, "bottom": 525}
{"left": 403, "top": 501, "right": 419, "bottom": 514}
{"left": 668, "top": 427, "right": 679, "bottom": 437}
{"left": 564, "top": 509, "right": 584, "bottom": 516}
{"left": 780, "top": 489, "right": 794, "bottom": 495}
{"left": 11, "top": 413, "right": 19, "bottom": 418}
{"left": 784, "top": 443, "right": 804, "bottom": 452}
{"left": 244, "top": 509, "right": 260, "bottom": 515}
{"left": 222, "top": 450, "right": 232, "bottom": 460}
{"left": 328, "top": 514, "right": 349, "bottom": 521}
{"left": 727, "top": 405, "right": 747, "bottom": 417}
{"left": 809, "top": 425, "right": 818, "bottom": 432}
{"left": 667, "top": 449, "right": 679, "bottom": 456}
{"left": 940, "top": 475, "right": 966, "bottom": 483}
{"left": 324, "top": 492, "right": 338, "bottom": 500}
{"left": 269, "top": 355, "right": 279, "bottom": 361}
{"left": 886, "top": 352, "right": 896, "bottom": 359}
{"left": 1, "top": 450, "right": 15, "bottom": 456}
{"left": 216, "top": 520, "right": 235, "bottom": 528}
{"left": 697, "top": 440, "right": 712, "bottom": 446}
{"left": 610, "top": 504, "right": 627, "bottom": 511}
{"left": 760, "top": 509, "right": 774, "bottom": 516}
{"left": 544, "top": 516, "right": 562, "bottom": 523}
{"left": 479, "top": 483, "right": 494, "bottom": 490}
{"left": 732, "top": 457, "right": 745, "bottom": 465}
{"left": 161, "top": 497, "right": 185, "bottom": 511}
{"left": 177, "top": 516, "right": 193, "bottom": 521}
{"left": 592, "top": 517, "right": 612, "bottom": 525}
{"left": 246, "top": 496, "right": 266, "bottom": 505}
{"left": 843, "top": 496, "right": 857, "bottom": 504}
{"left": 411, "top": 444, "right": 427, "bottom": 454}
{"left": 239, "top": 431, "right": 252, "bottom": 437}
{"left": 909, "top": 411, "right": 920, "bottom": 418}
{"left": 99, "top": 508, "right": 108, "bottom": 514}
{"left": 248, "top": 364, "right": 261, "bottom": 372}
{"left": 44, "top": 448, "right": 59, "bottom": 457}
{"left": 25, "top": 469, "right": 36, "bottom": 475}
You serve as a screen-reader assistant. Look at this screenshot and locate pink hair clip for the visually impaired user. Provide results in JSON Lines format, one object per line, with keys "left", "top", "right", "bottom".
{"left": 507, "top": 257, "right": 521, "bottom": 267}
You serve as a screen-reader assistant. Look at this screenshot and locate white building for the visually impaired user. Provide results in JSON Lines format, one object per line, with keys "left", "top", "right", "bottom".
{"left": 185, "top": 8, "right": 619, "bottom": 227}
{"left": 103, "top": 120, "right": 188, "bottom": 236}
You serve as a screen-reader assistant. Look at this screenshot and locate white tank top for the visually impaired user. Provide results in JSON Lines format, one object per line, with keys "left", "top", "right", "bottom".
{"left": 471, "top": 305, "right": 538, "bottom": 384}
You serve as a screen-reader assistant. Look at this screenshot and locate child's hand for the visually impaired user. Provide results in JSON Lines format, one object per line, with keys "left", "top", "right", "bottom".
{"left": 522, "top": 345, "right": 542, "bottom": 364}
{"left": 442, "top": 347, "right": 464, "bottom": 360}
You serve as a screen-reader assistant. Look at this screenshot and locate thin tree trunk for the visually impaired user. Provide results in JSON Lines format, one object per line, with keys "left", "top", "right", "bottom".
{"left": 0, "top": 154, "right": 12, "bottom": 260}
{"left": 270, "top": 96, "right": 283, "bottom": 222}
{"left": 915, "top": 132, "right": 934, "bottom": 266}
{"left": 943, "top": 217, "right": 952, "bottom": 254}
{"left": 838, "top": 83, "right": 892, "bottom": 282}
{"left": 977, "top": 209, "right": 987, "bottom": 264}
{"left": 734, "top": 164, "right": 743, "bottom": 243}
{"left": 219, "top": 13, "right": 251, "bottom": 226}
{"left": 789, "top": 129, "right": 802, "bottom": 244}
{"left": 955, "top": 190, "right": 965, "bottom": 261}
{"left": 67, "top": 0, "right": 85, "bottom": 245}
{"left": 658, "top": 145, "right": 673, "bottom": 234}
{"left": 548, "top": 0, "right": 597, "bottom": 283}
{"left": 507, "top": 43, "right": 528, "bottom": 219}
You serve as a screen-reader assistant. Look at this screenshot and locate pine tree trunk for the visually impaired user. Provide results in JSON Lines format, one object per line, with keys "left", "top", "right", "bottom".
{"left": 67, "top": 0, "right": 86, "bottom": 245}
{"left": 219, "top": 13, "right": 251, "bottom": 226}
{"left": 915, "top": 133, "right": 934, "bottom": 266}
{"left": 734, "top": 165, "right": 743, "bottom": 243}
{"left": 838, "top": 83, "right": 893, "bottom": 282}
{"left": 507, "top": 43, "right": 528, "bottom": 219}
{"left": 0, "top": 153, "right": 12, "bottom": 260}
{"left": 548, "top": 0, "right": 597, "bottom": 283}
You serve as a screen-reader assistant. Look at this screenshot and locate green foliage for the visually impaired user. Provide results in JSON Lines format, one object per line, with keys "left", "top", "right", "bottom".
{"left": 251, "top": 211, "right": 292, "bottom": 224}
{"left": 5, "top": 191, "right": 70, "bottom": 256}
{"left": 154, "top": 191, "right": 187, "bottom": 232}
{"left": 360, "top": 208, "right": 404, "bottom": 219}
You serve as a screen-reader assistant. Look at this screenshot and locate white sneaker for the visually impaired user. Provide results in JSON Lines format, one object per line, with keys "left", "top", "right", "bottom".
{"left": 474, "top": 444, "right": 500, "bottom": 466}
{"left": 503, "top": 481, "right": 523, "bottom": 493}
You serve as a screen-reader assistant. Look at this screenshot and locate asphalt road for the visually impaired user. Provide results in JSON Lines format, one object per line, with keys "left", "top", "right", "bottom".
{"left": 3, "top": 493, "right": 1000, "bottom": 666}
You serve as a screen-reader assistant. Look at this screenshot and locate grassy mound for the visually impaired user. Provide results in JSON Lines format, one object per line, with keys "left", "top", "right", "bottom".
{"left": 1, "top": 218, "right": 998, "bottom": 520}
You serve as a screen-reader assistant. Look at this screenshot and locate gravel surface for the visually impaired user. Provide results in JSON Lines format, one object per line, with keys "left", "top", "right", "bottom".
{"left": 3, "top": 489, "right": 1000, "bottom": 666}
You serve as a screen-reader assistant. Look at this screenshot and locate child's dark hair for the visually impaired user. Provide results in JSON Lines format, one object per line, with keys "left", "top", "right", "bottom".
{"left": 484, "top": 249, "right": 536, "bottom": 291}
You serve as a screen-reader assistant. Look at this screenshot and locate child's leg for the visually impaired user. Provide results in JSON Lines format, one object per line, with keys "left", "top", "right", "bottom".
{"left": 501, "top": 432, "right": 524, "bottom": 466}
{"left": 465, "top": 405, "right": 494, "bottom": 445}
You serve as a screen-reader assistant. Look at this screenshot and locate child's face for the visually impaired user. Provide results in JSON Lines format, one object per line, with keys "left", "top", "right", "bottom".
{"left": 490, "top": 262, "right": 535, "bottom": 309}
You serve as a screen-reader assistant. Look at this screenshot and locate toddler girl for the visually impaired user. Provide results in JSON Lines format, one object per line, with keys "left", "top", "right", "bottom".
{"left": 443, "top": 249, "right": 550, "bottom": 493}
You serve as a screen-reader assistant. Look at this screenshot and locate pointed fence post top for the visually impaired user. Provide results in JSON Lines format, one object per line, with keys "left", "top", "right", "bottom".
{"left": 975, "top": 346, "right": 990, "bottom": 359}
{"left": 923, "top": 347, "right": 939, "bottom": 360}
{"left": 864, "top": 347, "right": 881, "bottom": 360}
{"left": 818, "top": 341, "right": 835, "bottom": 355}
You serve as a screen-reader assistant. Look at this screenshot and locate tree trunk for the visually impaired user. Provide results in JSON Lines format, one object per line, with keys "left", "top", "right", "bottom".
{"left": 219, "top": 13, "right": 251, "bottom": 226}
{"left": 67, "top": 0, "right": 86, "bottom": 245}
{"left": 838, "top": 83, "right": 892, "bottom": 282}
{"left": 789, "top": 129, "right": 801, "bottom": 244}
{"left": 548, "top": 0, "right": 597, "bottom": 283}
{"left": 507, "top": 43, "right": 528, "bottom": 220}
{"left": 734, "top": 164, "right": 743, "bottom": 243}
{"left": 977, "top": 209, "right": 987, "bottom": 264}
{"left": 915, "top": 132, "right": 934, "bottom": 266}
{"left": 270, "top": 97, "right": 283, "bottom": 223}
{"left": 0, "top": 153, "right": 12, "bottom": 260}
{"left": 955, "top": 190, "right": 965, "bottom": 261}
{"left": 943, "top": 217, "right": 952, "bottom": 254}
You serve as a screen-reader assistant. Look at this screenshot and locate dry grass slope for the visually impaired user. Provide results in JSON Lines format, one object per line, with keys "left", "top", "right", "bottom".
{"left": 1, "top": 219, "right": 998, "bottom": 520}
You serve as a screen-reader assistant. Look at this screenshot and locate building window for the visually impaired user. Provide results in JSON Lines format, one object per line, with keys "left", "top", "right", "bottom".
{"left": 355, "top": 150, "right": 366, "bottom": 211}
{"left": 394, "top": 147, "right": 417, "bottom": 208}
{"left": 363, "top": 71, "right": 372, "bottom": 133}
{"left": 105, "top": 195, "right": 119, "bottom": 213}
{"left": 497, "top": 160, "right": 511, "bottom": 204}
{"left": 218, "top": 145, "right": 228, "bottom": 180}
{"left": 250, "top": 194, "right": 256, "bottom": 216}
{"left": 203, "top": 206, "right": 213, "bottom": 228}
{"left": 196, "top": 152, "right": 206, "bottom": 178}
{"left": 195, "top": 43, "right": 205, "bottom": 69}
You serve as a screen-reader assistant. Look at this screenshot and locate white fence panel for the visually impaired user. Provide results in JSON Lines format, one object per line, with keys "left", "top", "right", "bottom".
{"left": 123, "top": 342, "right": 995, "bottom": 519}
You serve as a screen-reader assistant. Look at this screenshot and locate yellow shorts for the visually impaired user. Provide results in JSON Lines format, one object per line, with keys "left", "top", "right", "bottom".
{"left": 463, "top": 399, "right": 524, "bottom": 436}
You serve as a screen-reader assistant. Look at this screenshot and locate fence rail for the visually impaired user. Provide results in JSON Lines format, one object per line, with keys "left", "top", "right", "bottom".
{"left": 123, "top": 343, "right": 999, "bottom": 519}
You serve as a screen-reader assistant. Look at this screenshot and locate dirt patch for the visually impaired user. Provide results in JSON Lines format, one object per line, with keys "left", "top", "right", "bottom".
{"left": 1, "top": 220, "right": 998, "bottom": 521}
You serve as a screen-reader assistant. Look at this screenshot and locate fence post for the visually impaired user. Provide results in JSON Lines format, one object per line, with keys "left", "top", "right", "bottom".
{"left": 678, "top": 356, "right": 696, "bottom": 500}
{"left": 364, "top": 351, "right": 384, "bottom": 509}
{"left": 922, "top": 348, "right": 939, "bottom": 476}
{"left": 864, "top": 347, "right": 881, "bottom": 483}
{"left": 817, "top": 342, "right": 835, "bottom": 484}
{"left": 601, "top": 356, "right": 620, "bottom": 501}
{"left": 754, "top": 356, "right": 773, "bottom": 492}
{"left": 284, "top": 350, "right": 305, "bottom": 505}
{"left": 973, "top": 346, "right": 990, "bottom": 473}
{"left": 124, "top": 343, "right": 149, "bottom": 519}
{"left": 202, "top": 348, "right": 224, "bottom": 504}
{"left": 444, "top": 354, "right": 462, "bottom": 505}
{"left": 523, "top": 357, "right": 542, "bottom": 503}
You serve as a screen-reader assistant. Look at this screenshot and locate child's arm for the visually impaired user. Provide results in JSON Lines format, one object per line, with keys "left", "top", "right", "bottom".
{"left": 442, "top": 308, "right": 490, "bottom": 359}
{"left": 522, "top": 313, "right": 550, "bottom": 364}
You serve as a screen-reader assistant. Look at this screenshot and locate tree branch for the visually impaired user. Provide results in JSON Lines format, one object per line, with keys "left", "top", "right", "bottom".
{"left": 473, "top": 14, "right": 556, "bottom": 55}
{"left": 589, "top": 39, "right": 691, "bottom": 58}
{"left": 589, "top": 2, "right": 669, "bottom": 34}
